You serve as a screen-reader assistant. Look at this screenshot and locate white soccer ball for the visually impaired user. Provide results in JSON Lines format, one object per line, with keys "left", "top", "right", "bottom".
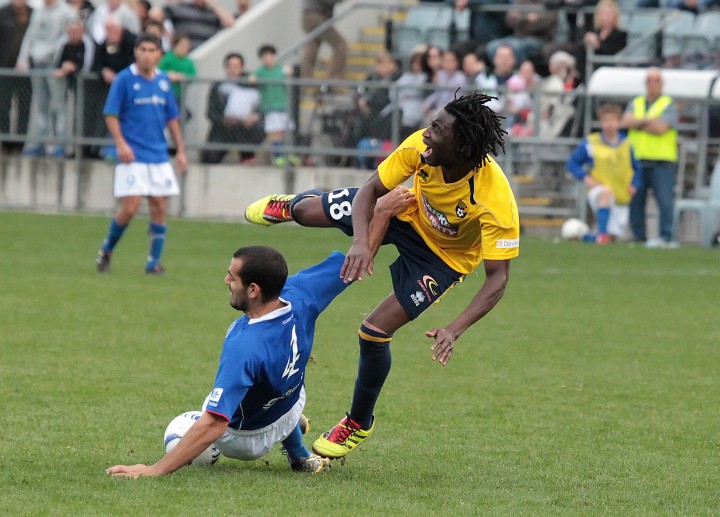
{"left": 560, "top": 218, "right": 589, "bottom": 240}
{"left": 163, "top": 411, "right": 221, "bottom": 466}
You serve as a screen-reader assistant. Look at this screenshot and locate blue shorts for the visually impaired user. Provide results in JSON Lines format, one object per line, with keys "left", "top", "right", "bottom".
{"left": 321, "top": 187, "right": 464, "bottom": 320}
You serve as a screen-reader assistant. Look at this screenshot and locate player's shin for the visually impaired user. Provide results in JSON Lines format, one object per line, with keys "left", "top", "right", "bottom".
{"left": 349, "top": 324, "right": 392, "bottom": 430}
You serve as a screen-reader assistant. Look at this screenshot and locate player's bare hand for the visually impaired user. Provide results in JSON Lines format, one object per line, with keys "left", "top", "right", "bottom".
{"left": 106, "top": 464, "right": 162, "bottom": 478}
{"left": 427, "top": 328, "right": 457, "bottom": 366}
{"left": 116, "top": 142, "right": 135, "bottom": 163}
{"left": 175, "top": 149, "right": 187, "bottom": 174}
{"left": 375, "top": 186, "right": 416, "bottom": 219}
{"left": 341, "top": 242, "right": 374, "bottom": 283}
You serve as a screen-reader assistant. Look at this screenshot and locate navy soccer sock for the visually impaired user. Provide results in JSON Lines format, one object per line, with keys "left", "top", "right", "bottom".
{"left": 281, "top": 423, "right": 311, "bottom": 463}
{"left": 349, "top": 324, "right": 392, "bottom": 430}
{"left": 597, "top": 207, "right": 610, "bottom": 235}
{"left": 146, "top": 222, "right": 167, "bottom": 269}
{"left": 101, "top": 218, "right": 127, "bottom": 253}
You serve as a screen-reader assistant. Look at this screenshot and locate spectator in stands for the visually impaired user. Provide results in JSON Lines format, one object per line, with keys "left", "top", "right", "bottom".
{"left": 566, "top": 102, "right": 641, "bottom": 244}
{"left": 556, "top": 0, "right": 597, "bottom": 45}
{"left": 0, "top": 0, "right": 33, "bottom": 154}
{"left": 300, "top": 0, "right": 347, "bottom": 84}
{"left": 621, "top": 67, "right": 679, "bottom": 247}
{"left": 475, "top": 43, "right": 516, "bottom": 114}
{"left": 88, "top": 0, "right": 140, "bottom": 45}
{"left": 67, "top": 0, "right": 95, "bottom": 27}
{"left": 462, "top": 47, "right": 486, "bottom": 85}
{"left": 344, "top": 50, "right": 400, "bottom": 151}
{"left": 158, "top": 32, "right": 196, "bottom": 112}
{"left": 250, "top": 44, "right": 296, "bottom": 165}
{"left": 164, "top": 0, "right": 235, "bottom": 51}
{"left": 423, "top": 45, "right": 443, "bottom": 84}
{"left": 84, "top": 16, "right": 136, "bottom": 158}
{"left": 539, "top": 50, "right": 577, "bottom": 138}
{"left": 486, "top": 0, "right": 557, "bottom": 64}
{"left": 422, "top": 48, "right": 466, "bottom": 122}
{"left": 505, "top": 60, "right": 539, "bottom": 135}
{"left": 235, "top": 0, "right": 251, "bottom": 18}
{"left": 135, "top": 0, "right": 152, "bottom": 27}
{"left": 578, "top": 0, "right": 627, "bottom": 79}
{"left": 200, "top": 52, "right": 264, "bottom": 164}
{"left": 455, "top": 0, "right": 511, "bottom": 45}
{"left": 393, "top": 45, "right": 429, "bottom": 139}
{"left": 144, "top": 17, "right": 171, "bottom": 52}
{"left": 16, "top": 0, "right": 76, "bottom": 157}
{"left": 51, "top": 18, "right": 94, "bottom": 157}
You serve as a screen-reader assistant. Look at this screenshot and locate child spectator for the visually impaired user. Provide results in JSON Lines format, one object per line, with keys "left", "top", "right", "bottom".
{"left": 422, "top": 48, "right": 466, "bottom": 121}
{"left": 158, "top": 32, "right": 196, "bottom": 115}
{"left": 566, "top": 103, "right": 642, "bottom": 244}
{"left": 250, "top": 44, "right": 296, "bottom": 165}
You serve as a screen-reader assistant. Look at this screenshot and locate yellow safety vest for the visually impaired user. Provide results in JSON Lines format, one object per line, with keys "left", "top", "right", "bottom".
{"left": 628, "top": 95, "right": 677, "bottom": 162}
{"left": 587, "top": 133, "right": 634, "bottom": 205}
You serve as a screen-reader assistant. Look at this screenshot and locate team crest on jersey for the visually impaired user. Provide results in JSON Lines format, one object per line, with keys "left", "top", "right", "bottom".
{"left": 159, "top": 79, "right": 170, "bottom": 92}
{"left": 455, "top": 200, "right": 468, "bottom": 218}
{"left": 421, "top": 195, "right": 458, "bottom": 236}
{"left": 133, "top": 82, "right": 141, "bottom": 91}
{"left": 417, "top": 169, "right": 429, "bottom": 182}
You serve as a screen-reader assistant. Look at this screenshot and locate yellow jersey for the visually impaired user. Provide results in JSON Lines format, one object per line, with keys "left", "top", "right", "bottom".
{"left": 377, "top": 130, "right": 520, "bottom": 275}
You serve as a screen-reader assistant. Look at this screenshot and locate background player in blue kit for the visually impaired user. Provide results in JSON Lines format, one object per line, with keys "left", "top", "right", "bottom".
{"left": 107, "top": 246, "right": 353, "bottom": 477}
{"left": 95, "top": 32, "right": 187, "bottom": 276}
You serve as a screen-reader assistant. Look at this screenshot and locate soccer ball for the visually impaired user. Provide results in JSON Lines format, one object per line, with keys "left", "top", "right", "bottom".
{"left": 163, "top": 411, "right": 221, "bottom": 466}
{"left": 560, "top": 218, "right": 589, "bottom": 240}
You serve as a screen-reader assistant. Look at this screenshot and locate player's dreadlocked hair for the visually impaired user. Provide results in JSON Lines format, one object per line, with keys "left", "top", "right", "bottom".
{"left": 444, "top": 91, "right": 507, "bottom": 168}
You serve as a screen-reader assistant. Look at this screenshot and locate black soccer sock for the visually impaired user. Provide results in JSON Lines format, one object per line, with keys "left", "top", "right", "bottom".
{"left": 349, "top": 324, "right": 392, "bottom": 430}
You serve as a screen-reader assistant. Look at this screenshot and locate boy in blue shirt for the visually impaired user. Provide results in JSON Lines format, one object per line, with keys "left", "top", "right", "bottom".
{"left": 95, "top": 32, "right": 187, "bottom": 275}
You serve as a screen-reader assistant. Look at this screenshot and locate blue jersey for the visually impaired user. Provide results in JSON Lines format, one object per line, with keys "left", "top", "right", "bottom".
{"left": 205, "top": 252, "right": 349, "bottom": 430}
{"left": 103, "top": 64, "right": 179, "bottom": 163}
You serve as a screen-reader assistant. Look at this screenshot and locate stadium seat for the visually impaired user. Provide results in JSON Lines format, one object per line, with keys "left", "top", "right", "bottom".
{"left": 695, "top": 11, "right": 720, "bottom": 50}
{"left": 394, "top": 2, "right": 454, "bottom": 56}
{"left": 673, "top": 161, "right": 720, "bottom": 247}
{"left": 662, "top": 10, "right": 697, "bottom": 57}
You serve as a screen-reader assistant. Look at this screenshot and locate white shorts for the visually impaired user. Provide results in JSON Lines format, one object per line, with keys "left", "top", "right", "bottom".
{"left": 587, "top": 185, "right": 630, "bottom": 237}
{"left": 264, "top": 111, "right": 294, "bottom": 134}
{"left": 114, "top": 162, "right": 180, "bottom": 198}
{"left": 202, "top": 387, "right": 306, "bottom": 461}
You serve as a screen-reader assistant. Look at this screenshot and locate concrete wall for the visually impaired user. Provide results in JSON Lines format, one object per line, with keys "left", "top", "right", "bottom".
{"left": 0, "top": 156, "right": 370, "bottom": 219}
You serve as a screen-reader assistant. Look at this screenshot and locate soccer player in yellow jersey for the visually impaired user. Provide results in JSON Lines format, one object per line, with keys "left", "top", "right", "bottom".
{"left": 245, "top": 92, "right": 520, "bottom": 459}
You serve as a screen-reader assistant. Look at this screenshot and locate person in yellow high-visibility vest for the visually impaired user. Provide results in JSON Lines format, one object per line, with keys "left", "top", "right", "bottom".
{"left": 621, "top": 67, "right": 678, "bottom": 247}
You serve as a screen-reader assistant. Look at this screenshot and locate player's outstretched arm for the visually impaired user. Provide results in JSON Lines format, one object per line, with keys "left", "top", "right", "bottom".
{"left": 427, "top": 259, "right": 510, "bottom": 366}
{"left": 106, "top": 412, "right": 228, "bottom": 478}
{"left": 342, "top": 173, "right": 390, "bottom": 283}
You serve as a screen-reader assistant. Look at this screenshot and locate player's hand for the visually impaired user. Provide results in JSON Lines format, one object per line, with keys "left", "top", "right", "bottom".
{"left": 426, "top": 328, "right": 457, "bottom": 366}
{"left": 583, "top": 176, "right": 599, "bottom": 189}
{"left": 175, "top": 149, "right": 187, "bottom": 174}
{"left": 341, "top": 242, "right": 374, "bottom": 283}
{"left": 375, "top": 186, "right": 416, "bottom": 219}
{"left": 106, "top": 464, "right": 162, "bottom": 478}
{"left": 116, "top": 142, "right": 134, "bottom": 163}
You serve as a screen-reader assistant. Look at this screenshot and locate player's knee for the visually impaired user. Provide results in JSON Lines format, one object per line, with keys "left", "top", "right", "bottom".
{"left": 289, "top": 189, "right": 324, "bottom": 225}
{"left": 358, "top": 322, "right": 392, "bottom": 350}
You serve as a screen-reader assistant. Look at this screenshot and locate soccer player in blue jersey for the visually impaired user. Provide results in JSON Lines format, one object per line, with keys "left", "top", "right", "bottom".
{"left": 107, "top": 246, "right": 355, "bottom": 477}
{"left": 95, "top": 32, "right": 187, "bottom": 275}
{"left": 245, "top": 92, "right": 519, "bottom": 459}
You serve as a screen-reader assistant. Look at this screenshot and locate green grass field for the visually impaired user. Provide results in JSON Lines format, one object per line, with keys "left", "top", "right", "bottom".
{"left": 1, "top": 211, "right": 719, "bottom": 516}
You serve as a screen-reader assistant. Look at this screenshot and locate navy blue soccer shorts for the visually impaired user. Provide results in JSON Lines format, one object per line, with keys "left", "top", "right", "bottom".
{"left": 321, "top": 187, "right": 464, "bottom": 320}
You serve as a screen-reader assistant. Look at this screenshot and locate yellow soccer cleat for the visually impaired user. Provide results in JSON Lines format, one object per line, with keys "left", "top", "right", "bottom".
{"left": 244, "top": 194, "right": 296, "bottom": 226}
{"left": 312, "top": 414, "right": 374, "bottom": 459}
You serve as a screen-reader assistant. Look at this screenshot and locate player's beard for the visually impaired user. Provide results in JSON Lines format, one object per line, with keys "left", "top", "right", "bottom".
{"left": 230, "top": 289, "right": 249, "bottom": 312}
